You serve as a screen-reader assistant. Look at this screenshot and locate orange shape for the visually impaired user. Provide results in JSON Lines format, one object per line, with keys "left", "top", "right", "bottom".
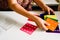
{"left": 46, "top": 18, "right": 58, "bottom": 31}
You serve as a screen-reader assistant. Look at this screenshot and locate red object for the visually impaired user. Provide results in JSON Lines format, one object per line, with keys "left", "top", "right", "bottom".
{"left": 20, "top": 23, "right": 38, "bottom": 35}
{"left": 28, "top": 18, "right": 33, "bottom": 21}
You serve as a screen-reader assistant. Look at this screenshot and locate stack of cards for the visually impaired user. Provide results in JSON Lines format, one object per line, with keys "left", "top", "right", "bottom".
{"left": 44, "top": 15, "right": 58, "bottom": 21}
{"left": 39, "top": 13, "right": 60, "bottom": 33}
{"left": 45, "top": 18, "right": 58, "bottom": 31}
{"left": 20, "top": 12, "right": 60, "bottom": 35}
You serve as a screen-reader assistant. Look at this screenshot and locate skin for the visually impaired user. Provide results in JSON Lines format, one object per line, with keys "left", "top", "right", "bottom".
{"left": 8, "top": 0, "right": 54, "bottom": 30}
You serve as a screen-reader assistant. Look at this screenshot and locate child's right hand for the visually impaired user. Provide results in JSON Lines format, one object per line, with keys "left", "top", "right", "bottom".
{"left": 34, "top": 16, "right": 50, "bottom": 30}
{"left": 28, "top": 14, "right": 49, "bottom": 30}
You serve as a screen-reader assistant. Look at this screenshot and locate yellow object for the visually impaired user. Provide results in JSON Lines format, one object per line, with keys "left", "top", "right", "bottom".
{"left": 44, "top": 15, "right": 57, "bottom": 20}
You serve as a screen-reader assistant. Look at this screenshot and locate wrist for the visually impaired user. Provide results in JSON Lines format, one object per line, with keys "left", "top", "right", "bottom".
{"left": 33, "top": 16, "right": 41, "bottom": 22}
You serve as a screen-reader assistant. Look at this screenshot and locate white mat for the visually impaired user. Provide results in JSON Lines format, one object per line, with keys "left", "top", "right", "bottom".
{"left": 0, "top": 12, "right": 27, "bottom": 30}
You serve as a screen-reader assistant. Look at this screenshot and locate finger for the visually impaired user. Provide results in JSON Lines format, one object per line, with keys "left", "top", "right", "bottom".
{"left": 50, "top": 9, "right": 55, "bottom": 15}
{"left": 48, "top": 10, "right": 50, "bottom": 15}
{"left": 42, "top": 24, "right": 48, "bottom": 30}
{"left": 35, "top": 21, "right": 43, "bottom": 29}
{"left": 41, "top": 23, "right": 48, "bottom": 30}
{"left": 44, "top": 21, "right": 50, "bottom": 26}
{"left": 36, "top": 22, "right": 48, "bottom": 30}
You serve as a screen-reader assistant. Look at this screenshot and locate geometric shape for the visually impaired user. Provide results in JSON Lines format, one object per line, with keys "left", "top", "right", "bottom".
{"left": 39, "top": 13, "right": 47, "bottom": 19}
{"left": 20, "top": 23, "right": 38, "bottom": 35}
{"left": 44, "top": 15, "right": 57, "bottom": 20}
{"left": 46, "top": 18, "right": 58, "bottom": 31}
{"left": 44, "top": 15, "right": 58, "bottom": 21}
{"left": 46, "top": 30, "right": 60, "bottom": 33}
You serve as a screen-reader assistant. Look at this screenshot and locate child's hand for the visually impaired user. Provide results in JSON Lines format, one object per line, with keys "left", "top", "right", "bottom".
{"left": 42, "top": 6, "right": 55, "bottom": 15}
{"left": 34, "top": 16, "right": 50, "bottom": 30}
{"left": 28, "top": 14, "right": 49, "bottom": 30}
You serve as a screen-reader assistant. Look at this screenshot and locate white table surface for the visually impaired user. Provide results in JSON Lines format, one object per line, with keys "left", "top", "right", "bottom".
{"left": 0, "top": 11, "right": 60, "bottom": 40}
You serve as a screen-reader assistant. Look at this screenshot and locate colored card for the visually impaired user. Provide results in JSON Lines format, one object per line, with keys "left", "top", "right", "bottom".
{"left": 20, "top": 23, "right": 38, "bottom": 35}
{"left": 40, "top": 11, "right": 54, "bottom": 19}
{"left": 46, "top": 25, "right": 60, "bottom": 33}
{"left": 55, "top": 25, "right": 59, "bottom": 30}
{"left": 39, "top": 13, "right": 46, "bottom": 19}
{"left": 44, "top": 15, "right": 58, "bottom": 21}
{"left": 46, "top": 29, "right": 60, "bottom": 33}
{"left": 46, "top": 18, "right": 58, "bottom": 31}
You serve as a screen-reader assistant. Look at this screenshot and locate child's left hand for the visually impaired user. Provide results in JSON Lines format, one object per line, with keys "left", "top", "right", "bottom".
{"left": 42, "top": 6, "right": 55, "bottom": 15}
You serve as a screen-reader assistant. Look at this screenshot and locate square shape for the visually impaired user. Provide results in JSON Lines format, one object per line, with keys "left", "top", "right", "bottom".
{"left": 20, "top": 23, "right": 38, "bottom": 35}
{"left": 39, "top": 13, "right": 47, "bottom": 19}
{"left": 46, "top": 18, "right": 58, "bottom": 31}
{"left": 39, "top": 11, "right": 54, "bottom": 19}
{"left": 39, "top": 14, "right": 45, "bottom": 19}
{"left": 44, "top": 15, "right": 58, "bottom": 21}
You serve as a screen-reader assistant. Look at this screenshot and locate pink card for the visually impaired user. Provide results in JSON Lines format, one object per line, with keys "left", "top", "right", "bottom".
{"left": 28, "top": 18, "right": 33, "bottom": 21}
{"left": 20, "top": 23, "right": 38, "bottom": 35}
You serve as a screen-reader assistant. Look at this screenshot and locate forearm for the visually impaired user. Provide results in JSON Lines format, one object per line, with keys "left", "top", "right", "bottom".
{"left": 34, "top": 0, "right": 47, "bottom": 9}
{"left": 8, "top": 0, "right": 37, "bottom": 22}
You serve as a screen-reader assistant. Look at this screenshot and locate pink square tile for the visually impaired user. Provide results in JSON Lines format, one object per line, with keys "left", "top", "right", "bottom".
{"left": 20, "top": 23, "right": 38, "bottom": 35}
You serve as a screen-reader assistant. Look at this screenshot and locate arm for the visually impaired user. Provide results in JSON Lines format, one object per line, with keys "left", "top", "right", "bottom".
{"left": 8, "top": 0, "right": 48, "bottom": 30}
{"left": 33, "top": 0, "right": 47, "bottom": 10}
{"left": 8, "top": 0, "right": 37, "bottom": 22}
{"left": 34, "top": 0, "right": 54, "bottom": 14}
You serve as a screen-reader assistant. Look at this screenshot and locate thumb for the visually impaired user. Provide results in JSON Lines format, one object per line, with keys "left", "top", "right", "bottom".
{"left": 35, "top": 22, "right": 48, "bottom": 30}
{"left": 44, "top": 21, "right": 50, "bottom": 26}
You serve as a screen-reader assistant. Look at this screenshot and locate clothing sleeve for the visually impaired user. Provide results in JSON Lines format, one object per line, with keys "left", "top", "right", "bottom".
{"left": 17, "top": 0, "right": 32, "bottom": 11}
{"left": 0, "top": 0, "right": 8, "bottom": 10}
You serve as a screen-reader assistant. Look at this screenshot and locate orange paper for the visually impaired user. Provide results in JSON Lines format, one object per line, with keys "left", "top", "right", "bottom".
{"left": 46, "top": 18, "right": 58, "bottom": 31}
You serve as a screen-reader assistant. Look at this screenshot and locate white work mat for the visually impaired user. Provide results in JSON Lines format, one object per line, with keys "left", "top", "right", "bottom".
{"left": 0, "top": 11, "right": 60, "bottom": 40}
{"left": 0, "top": 12, "right": 27, "bottom": 30}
